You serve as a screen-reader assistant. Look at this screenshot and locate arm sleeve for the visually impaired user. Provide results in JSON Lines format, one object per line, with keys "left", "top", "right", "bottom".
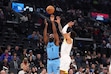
{"left": 62, "top": 24, "right": 69, "bottom": 34}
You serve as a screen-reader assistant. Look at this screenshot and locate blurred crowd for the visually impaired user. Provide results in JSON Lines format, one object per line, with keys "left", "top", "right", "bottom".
{"left": 0, "top": 0, "right": 111, "bottom": 74}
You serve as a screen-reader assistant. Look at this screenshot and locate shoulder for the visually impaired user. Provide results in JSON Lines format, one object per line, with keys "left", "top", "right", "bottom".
{"left": 53, "top": 41, "right": 59, "bottom": 46}
{"left": 66, "top": 38, "right": 73, "bottom": 44}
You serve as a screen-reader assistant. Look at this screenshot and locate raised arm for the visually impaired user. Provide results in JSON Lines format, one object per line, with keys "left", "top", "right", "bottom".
{"left": 43, "top": 19, "right": 48, "bottom": 45}
{"left": 55, "top": 16, "right": 63, "bottom": 34}
{"left": 50, "top": 15, "right": 59, "bottom": 46}
{"left": 62, "top": 21, "right": 75, "bottom": 44}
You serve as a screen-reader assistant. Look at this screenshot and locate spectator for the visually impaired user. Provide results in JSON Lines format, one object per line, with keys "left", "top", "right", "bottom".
{"left": 85, "top": 51, "right": 92, "bottom": 65}
{"left": 101, "top": 54, "right": 108, "bottom": 66}
{"left": 36, "top": 31, "right": 42, "bottom": 40}
{"left": 70, "top": 61, "right": 77, "bottom": 70}
{"left": 90, "top": 64, "right": 96, "bottom": 73}
{"left": 75, "top": 53, "right": 83, "bottom": 68}
{"left": 0, "top": 49, "right": 12, "bottom": 62}
{"left": 27, "top": 31, "right": 38, "bottom": 40}
{"left": 94, "top": 69, "right": 99, "bottom": 74}
{"left": 18, "top": 63, "right": 29, "bottom": 74}
{"left": 95, "top": 53, "right": 102, "bottom": 64}
{"left": 6, "top": 45, "right": 12, "bottom": 55}
{"left": 11, "top": 52, "right": 20, "bottom": 61}
{"left": 84, "top": 66, "right": 91, "bottom": 74}
{"left": 70, "top": 55, "right": 75, "bottom": 64}
{"left": 68, "top": 68, "right": 75, "bottom": 74}
{"left": 91, "top": 51, "right": 97, "bottom": 59}
{"left": 36, "top": 38, "right": 44, "bottom": 55}
{"left": 40, "top": 68, "right": 47, "bottom": 74}
{"left": 27, "top": 50, "right": 36, "bottom": 66}
{"left": 9, "top": 52, "right": 21, "bottom": 74}
{"left": 100, "top": 40, "right": 107, "bottom": 55}
{"left": 20, "top": 58, "right": 30, "bottom": 70}
{"left": 0, "top": 58, "right": 10, "bottom": 73}
{"left": 75, "top": 67, "right": 84, "bottom": 74}
{"left": 34, "top": 53, "right": 43, "bottom": 68}
{"left": 100, "top": 67, "right": 108, "bottom": 74}
{"left": 38, "top": 61, "right": 44, "bottom": 69}
{"left": 13, "top": 45, "right": 21, "bottom": 57}
{"left": 30, "top": 66, "right": 37, "bottom": 74}
{"left": 98, "top": 64, "right": 104, "bottom": 72}
{"left": 20, "top": 48, "right": 28, "bottom": 61}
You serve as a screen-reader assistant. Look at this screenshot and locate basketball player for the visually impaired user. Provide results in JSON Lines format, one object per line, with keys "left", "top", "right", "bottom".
{"left": 43, "top": 15, "right": 60, "bottom": 74}
{"left": 56, "top": 18, "right": 76, "bottom": 74}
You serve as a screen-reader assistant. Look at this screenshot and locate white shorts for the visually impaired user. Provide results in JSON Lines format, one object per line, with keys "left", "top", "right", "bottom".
{"left": 60, "top": 55, "right": 71, "bottom": 73}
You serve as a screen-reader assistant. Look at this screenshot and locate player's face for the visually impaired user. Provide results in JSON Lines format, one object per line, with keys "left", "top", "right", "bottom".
{"left": 49, "top": 34, "right": 54, "bottom": 42}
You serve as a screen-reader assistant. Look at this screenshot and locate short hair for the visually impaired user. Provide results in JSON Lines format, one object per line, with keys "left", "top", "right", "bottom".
{"left": 70, "top": 31, "right": 76, "bottom": 39}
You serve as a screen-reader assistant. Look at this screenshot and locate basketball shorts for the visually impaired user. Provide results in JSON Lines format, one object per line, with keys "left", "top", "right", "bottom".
{"left": 60, "top": 55, "right": 71, "bottom": 73}
{"left": 47, "top": 59, "right": 60, "bottom": 74}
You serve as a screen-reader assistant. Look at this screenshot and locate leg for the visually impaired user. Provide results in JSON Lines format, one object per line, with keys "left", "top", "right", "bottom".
{"left": 47, "top": 60, "right": 53, "bottom": 74}
{"left": 60, "top": 70, "right": 68, "bottom": 74}
{"left": 60, "top": 57, "right": 68, "bottom": 74}
{"left": 53, "top": 59, "right": 60, "bottom": 74}
{"left": 60, "top": 57, "right": 71, "bottom": 74}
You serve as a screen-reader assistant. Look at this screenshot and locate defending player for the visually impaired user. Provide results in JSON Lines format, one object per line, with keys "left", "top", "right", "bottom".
{"left": 55, "top": 17, "right": 76, "bottom": 74}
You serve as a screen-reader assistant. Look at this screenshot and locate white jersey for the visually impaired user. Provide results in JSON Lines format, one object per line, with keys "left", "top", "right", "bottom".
{"left": 60, "top": 38, "right": 73, "bottom": 72}
{"left": 61, "top": 39, "right": 73, "bottom": 57}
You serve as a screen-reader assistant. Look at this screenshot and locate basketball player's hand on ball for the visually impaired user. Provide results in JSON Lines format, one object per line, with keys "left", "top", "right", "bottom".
{"left": 50, "top": 15, "right": 55, "bottom": 22}
{"left": 44, "top": 19, "right": 48, "bottom": 26}
{"left": 68, "top": 21, "right": 75, "bottom": 28}
{"left": 55, "top": 16, "right": 61, "bottom": 24}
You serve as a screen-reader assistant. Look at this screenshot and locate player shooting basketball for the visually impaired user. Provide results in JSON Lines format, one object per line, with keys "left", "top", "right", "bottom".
{"left": 43, "top": 15, "right": 60, "bottom": 74}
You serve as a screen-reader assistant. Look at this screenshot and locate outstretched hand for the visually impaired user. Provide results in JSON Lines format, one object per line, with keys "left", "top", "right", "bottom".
{"left": 55, "top": 16, "right": 61, "bottom": 24}
{"left": 67, "top": 21, "right": 75, "bottom": 27}
{"left": 50, "top": 15, "right": 55, "bottom": 22}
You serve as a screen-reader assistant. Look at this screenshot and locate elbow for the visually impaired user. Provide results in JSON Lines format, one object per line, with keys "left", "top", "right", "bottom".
{"left": 62, "top": 29, "right": 66, "bottom": 34}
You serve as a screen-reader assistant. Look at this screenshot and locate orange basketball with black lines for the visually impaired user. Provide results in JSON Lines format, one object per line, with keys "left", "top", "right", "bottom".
{"left": 46, "top": 5, "right": 55, "bottom": 14}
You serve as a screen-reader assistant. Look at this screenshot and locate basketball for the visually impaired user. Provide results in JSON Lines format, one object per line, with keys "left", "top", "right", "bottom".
{"left": 46, "top": 5, "right": 55, "bottom": 14}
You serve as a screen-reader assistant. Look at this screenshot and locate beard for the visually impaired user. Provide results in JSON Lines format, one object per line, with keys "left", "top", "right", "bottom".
{"left": 49, "top": 38, "right": 54, "bottom": 42}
